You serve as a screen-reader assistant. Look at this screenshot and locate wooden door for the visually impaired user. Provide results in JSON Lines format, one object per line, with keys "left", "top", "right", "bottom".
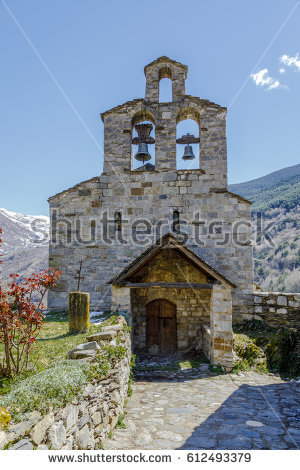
{"left": 146, "top": 299, "right": 177, "bottom": 354}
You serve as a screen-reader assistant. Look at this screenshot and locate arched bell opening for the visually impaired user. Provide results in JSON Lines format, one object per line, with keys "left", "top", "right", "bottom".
{"left": 131, "top": 110, "right": 156, "bottom": 171}
{"left": 176, "top": 111, "right": 200, "bottom": 170}
{"left": 159, "top": 66, "right": 173, "bottom": 103}
{"left": 176, "top": 119, "right": 200, "bottom": 170}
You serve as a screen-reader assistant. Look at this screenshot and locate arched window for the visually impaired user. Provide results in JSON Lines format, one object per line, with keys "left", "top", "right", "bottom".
{"left": 115, "top": 211, "right": 122, "bottom": 232}
{"left": 159, "top": 78, "right": 172, "bottom": 102}
{"left": 176, "top": 109, "right": 200, "bottom": 170}
{"left": 131, "top": 111, "right": 155, "bottom": 171}
{"left": 159, "top": 67, "right": 173, "bottom": 103}
{"left": 173, "top": 210, "right": 180, "bottom": 233}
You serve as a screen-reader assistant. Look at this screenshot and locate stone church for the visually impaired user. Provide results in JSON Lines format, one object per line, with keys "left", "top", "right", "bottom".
{"left": 48, "top": 57, "right": 255, "bottom": 370}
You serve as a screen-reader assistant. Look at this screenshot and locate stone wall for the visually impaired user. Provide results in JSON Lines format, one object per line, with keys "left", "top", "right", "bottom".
{"left": 0, "top": 317, "right": 131, "bottom": 450}
{"left": 209, "top": 284, "right": 233, "bottom": 370}
{"left": 48, "top": 170, "right": 253, "bottom": 316}
{"left": 232, "top": 291, "right": 300, "bottom": 360}
{"left": 202, "top": 325, "right": 212, "bottom": 362}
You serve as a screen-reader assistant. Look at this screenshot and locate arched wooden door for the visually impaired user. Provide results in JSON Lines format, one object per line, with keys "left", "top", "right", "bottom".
{"left": 146, "top": 299, "right": 177, "bottom": 354}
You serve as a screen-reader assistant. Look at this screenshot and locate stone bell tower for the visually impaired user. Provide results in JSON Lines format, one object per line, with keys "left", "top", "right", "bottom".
{"left": 48, "top": 56, "right": 253, "bottom": 321}
{"left": 101, "top": 56, "right": 228, "bottom": 188}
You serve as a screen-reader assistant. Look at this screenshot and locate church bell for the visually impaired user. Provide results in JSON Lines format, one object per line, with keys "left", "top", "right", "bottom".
{"left": 134, "top": 142, "right": 152, "bottom": 163}
{"left": 182, "top": 143, "right": 195, "bottom": 160}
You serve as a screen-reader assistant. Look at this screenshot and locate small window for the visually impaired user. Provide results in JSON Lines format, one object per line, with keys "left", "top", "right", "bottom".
{"left": 173, "top": 210, "right": 180, "bottom": 233}
{"left": 90, "top": 220, "right": 96, "bottom": 239}
{"left": 159, "top": 78, "right": 172, "bottom": 102}
{"left": 115, "top": 212, "right": 122, "bottom": 232}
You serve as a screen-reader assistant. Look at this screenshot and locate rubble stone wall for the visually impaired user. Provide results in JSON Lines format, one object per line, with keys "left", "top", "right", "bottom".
{"left": 232, "top": 292, "right": 300, "bottom": 360}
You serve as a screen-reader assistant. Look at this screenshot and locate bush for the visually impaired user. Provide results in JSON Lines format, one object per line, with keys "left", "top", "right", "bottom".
{"left": 233, "top": 320, "right": 300, "bottom": 377}
{"left": 0, "top": 360, "right": 90, "bottom": 422}
{"left": 0, "top": 225, "right": 61, "bottom": 377}
{"left": 0, "top": 406, "right": 11, "bottom": 429}
{"left": 233, "top": 335, "right": 261, "bottom": 365}
{"left": 265, "top": 330, "right": 297, "bottom": 373}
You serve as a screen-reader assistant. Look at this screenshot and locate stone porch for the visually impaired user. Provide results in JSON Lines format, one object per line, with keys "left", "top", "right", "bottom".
{"left": 109, "top": 233, "right": 235, "bottom": 371}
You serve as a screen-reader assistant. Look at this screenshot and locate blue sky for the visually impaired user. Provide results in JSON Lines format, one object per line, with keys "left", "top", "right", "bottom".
{"left": 0, "top": 0, "right": 299, "bottom": 215}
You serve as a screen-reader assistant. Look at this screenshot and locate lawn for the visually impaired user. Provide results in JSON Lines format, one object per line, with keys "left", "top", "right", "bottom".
{"left": 0, "top": 311, "right": 111, "bottom": 423}
{"left": 0, "top": 311, "right": 104, "bottom": 375}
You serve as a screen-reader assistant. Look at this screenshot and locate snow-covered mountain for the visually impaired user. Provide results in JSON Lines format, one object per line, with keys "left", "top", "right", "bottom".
{"left": 0, "top": 208, "right": 49, "bottom": 254}
{"left": 0, "top": 208, "right": 49, "bottom": 285}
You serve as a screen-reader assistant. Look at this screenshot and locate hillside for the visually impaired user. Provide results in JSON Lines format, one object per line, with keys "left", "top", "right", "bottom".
{"left": 0, "top": 208, "right": 49, "bottom": 287}
{"left": 229, "top": 163, "right": 300, "bottom": 200}
{"left": 229, "top": 164, "right": 300, "bottom": 292}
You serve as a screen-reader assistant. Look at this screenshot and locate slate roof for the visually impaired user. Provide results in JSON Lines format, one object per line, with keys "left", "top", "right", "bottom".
{"left": 108, "top": 232, "right": 237, "bottom": 289}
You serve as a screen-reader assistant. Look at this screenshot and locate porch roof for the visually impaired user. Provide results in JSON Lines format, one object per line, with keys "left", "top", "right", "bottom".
{"left": 108, "top": 233, "right": 237, "bottom": 289}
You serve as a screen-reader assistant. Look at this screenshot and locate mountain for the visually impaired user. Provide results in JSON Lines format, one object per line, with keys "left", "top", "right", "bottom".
{"left": 0, "top": 208, "right": 49, "bottom": 286}
{"left": 229, "top": 163, "right": 300, "bottom": 200}
{"left": 229, "top": 164, "right": 300, "bottom": 293}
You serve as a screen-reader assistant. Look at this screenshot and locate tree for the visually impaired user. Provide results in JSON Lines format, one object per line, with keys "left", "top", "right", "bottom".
{"left": 0, "top": 228, "right": 61, "bottom": 377}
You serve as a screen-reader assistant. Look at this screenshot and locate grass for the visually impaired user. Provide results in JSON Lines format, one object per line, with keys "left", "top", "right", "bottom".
{"left": 115, "top": 413, "right": 126, "bottom": 429}
{"left": 0, "top": 311, "right": 120, "bottom": 423}
{"left": 0, "top": 360, "right": 90, "bottom": 422}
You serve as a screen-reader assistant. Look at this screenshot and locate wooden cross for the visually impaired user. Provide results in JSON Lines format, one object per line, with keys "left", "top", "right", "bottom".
{"left": 74, "top": 259, "right": 85, "bottom": 291}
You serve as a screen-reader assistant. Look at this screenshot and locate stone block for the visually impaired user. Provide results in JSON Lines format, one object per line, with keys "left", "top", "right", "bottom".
{"left": 69, "top": 292, "right": 90, "bottom": 334}
{"left": 31, "top": 413, "right": 54, "bottom": 445}
{"left": 48, "top": 421, "right": 66, "bottom": 450}
{"left": 277, "top": 296, "right": 287, "bottom": 306}
{"left": 68, "top": 341, "right": 100, "bottom": 359}
{"left": 62, "top": 404, "right": 79, "bottom": 431}
{"left": 9, "top": 439, "right": 34, "bottom": 450}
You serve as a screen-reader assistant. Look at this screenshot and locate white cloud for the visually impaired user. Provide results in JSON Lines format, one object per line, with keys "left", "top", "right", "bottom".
{"left": 251, "top": 68, "right": 281, "bottom": 90}
{"left": 268, "top": 80, "right": 280, "bottom": 90}
{"left": 280, "top": 53, "right": 300, "bottom": 71}
{"left": 279, "top": 68, "right": 286, "bottom": 74}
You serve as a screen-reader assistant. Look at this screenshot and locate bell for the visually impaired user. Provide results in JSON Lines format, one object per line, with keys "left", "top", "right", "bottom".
{"left": 182, "top": 144, "right": 195, "bottom": 160}
{"left": 134, "top": 142, "right": 152, "bottom": 163}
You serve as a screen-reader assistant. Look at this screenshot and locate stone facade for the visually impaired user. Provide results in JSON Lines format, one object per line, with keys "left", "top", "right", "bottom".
{"left": 48, "top": 56, "right": 253, "bottom": 317}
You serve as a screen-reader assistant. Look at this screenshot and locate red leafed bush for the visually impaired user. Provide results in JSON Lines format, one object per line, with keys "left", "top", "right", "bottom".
{"left": 0, "top": 228, "right": 61, "bottom": 377}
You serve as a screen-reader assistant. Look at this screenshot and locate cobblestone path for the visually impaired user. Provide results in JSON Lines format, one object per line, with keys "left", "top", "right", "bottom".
{"left": 104, "top": 363, "right": 300, "bottom": 450}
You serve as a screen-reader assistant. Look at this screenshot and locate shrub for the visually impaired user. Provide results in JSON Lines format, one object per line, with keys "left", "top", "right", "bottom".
{"left": 0, "top": 406, "right": 11, "bottom": 429}
{"left": 90, "top": 336, "right": 127, "bottom": 381}
{"left": 265, "top": 330, "right": 297, "bottom": 373}
{"left": 233, "top": 335, "right": 261, "bottom": 365}
{"left": 0, "top": 360, "right": 90, "bottom": 422}
{"left": 0, "top": 229, "right": 61, "bottom": 377}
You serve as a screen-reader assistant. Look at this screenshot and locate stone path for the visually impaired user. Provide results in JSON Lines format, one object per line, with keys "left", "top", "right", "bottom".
{"left": 104, "top": 361, "right": 300, "bottom": 450}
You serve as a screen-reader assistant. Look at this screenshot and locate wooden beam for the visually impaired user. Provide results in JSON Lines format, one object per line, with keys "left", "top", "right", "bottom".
{"left": 119, "top": 282, "right": 217, "bottom": 289}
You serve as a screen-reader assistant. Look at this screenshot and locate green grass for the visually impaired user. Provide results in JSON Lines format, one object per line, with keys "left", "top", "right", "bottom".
{"left": 115, "top": 413, "right": 126, "bottom": 429}
{"left": 0, "top": 311, "right": 104, "bottom": 377}
{"left": 0, "top": 360, "right": 90, "bottom": 422}
{"left": 0, "top": 311, "right": 121, "bottom": 423}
